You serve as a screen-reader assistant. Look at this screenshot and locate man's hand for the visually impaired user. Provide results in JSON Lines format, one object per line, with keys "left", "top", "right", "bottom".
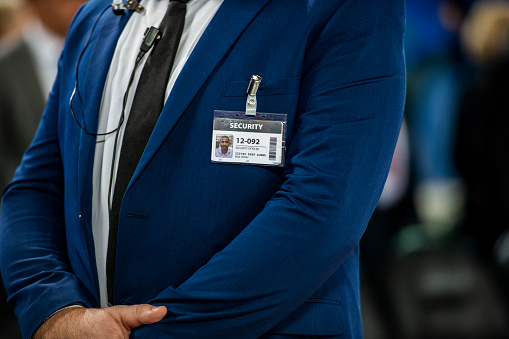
{"left": 33, "top": 304, "right": 167, "bottom": 339}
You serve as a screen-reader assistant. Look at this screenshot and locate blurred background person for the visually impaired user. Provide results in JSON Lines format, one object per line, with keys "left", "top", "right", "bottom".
{"left": 361, "top": 1, "right": 509, "bottom": 338}
{"left": 0, "top": 0, "right": 29, "bottom": 53}
{"left": 0, "top": 0, "right": 86, "bottom": 190}
{"left": 0, "top": 0, "right": 85, "bottom": 337}
{"left": 455, "top": 0, "right": 509, "bottom": 301}
{"left": 406, "top": 0, "right": 473, "bottom": 240}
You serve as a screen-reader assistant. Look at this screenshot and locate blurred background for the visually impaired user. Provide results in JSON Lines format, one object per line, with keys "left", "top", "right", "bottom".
{"left": 2, "top": 0, "right": 509, "bottom": 338}
{"left": 362, "top": 0, "right": 509, "bottom": 338}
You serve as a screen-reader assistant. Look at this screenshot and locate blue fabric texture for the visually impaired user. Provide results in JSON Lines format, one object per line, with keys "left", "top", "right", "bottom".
{"left": 0, "top": 0, "right": 406, "bottom": 338}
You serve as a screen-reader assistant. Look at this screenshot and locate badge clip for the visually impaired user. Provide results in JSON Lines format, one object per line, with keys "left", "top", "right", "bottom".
{"left": 246, "top": 75, "right": 262, "bottom": 116}
{"left": 125, "top": 0, "right": 145, "bottom": 13}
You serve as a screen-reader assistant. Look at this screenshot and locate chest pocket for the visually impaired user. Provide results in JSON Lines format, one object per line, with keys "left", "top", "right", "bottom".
{"left": 222, "top": 77, "right": 301, "bottom": 115}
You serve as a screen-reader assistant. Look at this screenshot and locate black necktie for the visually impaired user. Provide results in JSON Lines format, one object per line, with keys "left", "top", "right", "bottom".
{"left": 107, "top": 0, "right": 189, "bottom": 304}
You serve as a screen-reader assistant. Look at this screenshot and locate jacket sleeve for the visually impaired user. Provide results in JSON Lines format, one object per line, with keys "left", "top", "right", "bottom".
{"left": 0, "top": 6, "right": 97, "bottom": 339}
{"left": 132, "top": 0, "right": 406, "bottom": 337}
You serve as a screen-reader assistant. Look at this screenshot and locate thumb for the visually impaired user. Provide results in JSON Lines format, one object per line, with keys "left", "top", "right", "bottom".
{"left": 110, "top": 304, "right": 167, "bottom": 330}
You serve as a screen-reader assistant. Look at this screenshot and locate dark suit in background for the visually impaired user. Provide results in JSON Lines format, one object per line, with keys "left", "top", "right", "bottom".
{"left": 0, "top": 38, "right": 46, "bottom": 339}
{"left": 0, "top": 40, "right": 45, "bottom": 190}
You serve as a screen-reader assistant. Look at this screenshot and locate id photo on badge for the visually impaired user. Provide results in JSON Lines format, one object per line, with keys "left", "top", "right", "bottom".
{"left": 215, "top": 134, "right": 233, "bottom": 158}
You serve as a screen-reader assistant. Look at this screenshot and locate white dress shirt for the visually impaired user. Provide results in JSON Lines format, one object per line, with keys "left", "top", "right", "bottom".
{"left": 92, "top": 0, "right": 223, "bottom": 307}
{"left": 23, "top": 17, "right": 65, "bottom": 99}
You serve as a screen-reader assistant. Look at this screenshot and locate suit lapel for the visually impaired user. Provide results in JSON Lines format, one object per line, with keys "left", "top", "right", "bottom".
{"left": 77, "top": 9, "right": 133, "bottom": 205}
{"left": 127, "top": 0, "right": 271, "bottom": 188}
{"left": 75, "top": 9, "right": 133, "bottom": 298}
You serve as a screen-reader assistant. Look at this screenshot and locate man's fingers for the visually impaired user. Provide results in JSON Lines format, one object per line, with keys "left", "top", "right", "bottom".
{"left": 134, "top": 305, "right": 167, "bottom": 325}
{"left": 109, "top": 304, "right": 167, "bottom": 330}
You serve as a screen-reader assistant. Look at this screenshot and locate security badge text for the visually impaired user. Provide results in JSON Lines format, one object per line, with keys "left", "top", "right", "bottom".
{"left": 211, "top": 118, "right": 284, "bottom": 166}
{"left": 229, "top": 122, "right": 264, "bottom": 130}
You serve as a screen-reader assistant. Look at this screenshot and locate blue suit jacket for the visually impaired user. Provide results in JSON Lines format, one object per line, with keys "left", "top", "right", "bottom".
{"left": 0, "top": 0, "right": 406, "bottom": 338}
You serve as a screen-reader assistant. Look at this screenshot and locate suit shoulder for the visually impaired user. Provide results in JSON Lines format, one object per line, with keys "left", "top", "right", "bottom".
{"left": 67, "top": 0, "right": 113, "bottom": 31}
{"left": 274, "top": 0, "right": 404, "bottom": 34}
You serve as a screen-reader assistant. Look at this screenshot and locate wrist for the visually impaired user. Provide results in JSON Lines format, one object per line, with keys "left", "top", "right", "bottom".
{"left": 32, "top": 303, "right": 87, "bottom": 339}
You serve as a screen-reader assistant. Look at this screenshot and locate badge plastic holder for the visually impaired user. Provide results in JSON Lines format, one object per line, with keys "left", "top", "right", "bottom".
{"left": 211, "top": 110, "right": 287, "bottom": 167}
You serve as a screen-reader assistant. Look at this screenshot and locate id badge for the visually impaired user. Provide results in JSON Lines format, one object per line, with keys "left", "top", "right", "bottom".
{"left": 211, "top": 110, "right": 287, "bottom": 167}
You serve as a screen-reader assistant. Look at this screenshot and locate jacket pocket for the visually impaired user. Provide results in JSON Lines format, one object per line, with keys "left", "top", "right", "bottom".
{"left": 266, "top": 298, "right": 345, "bottom": 336}
{"left": 220, "top": 77, "right": 301, "bottom": 125}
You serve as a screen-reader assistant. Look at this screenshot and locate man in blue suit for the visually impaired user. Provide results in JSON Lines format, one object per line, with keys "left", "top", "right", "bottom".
{"left": 0, "top": 0, "right": 406, "bottom": 338}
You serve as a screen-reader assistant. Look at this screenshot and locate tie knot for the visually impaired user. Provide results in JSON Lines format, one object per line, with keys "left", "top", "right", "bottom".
{"left": 171, "top": 0, "right": 189, "bottom": 3}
